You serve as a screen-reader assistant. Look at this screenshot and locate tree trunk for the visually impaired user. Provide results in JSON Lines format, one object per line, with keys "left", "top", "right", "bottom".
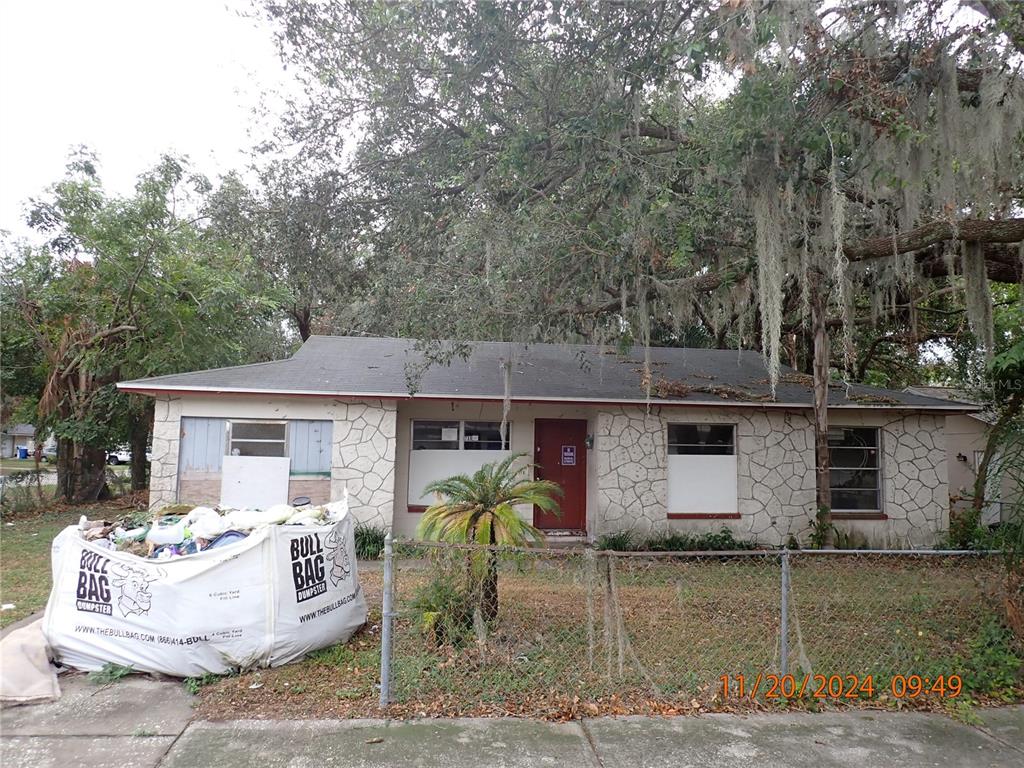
{"left": 785, "top": 332, "right": 799, "bottom": 370}
{"left": 74, "top": 444, "right": 110, "bottom": 503}
{"left": 810, "top": 268, "right": 834, "bottom": 547}
{"left": 128, "top": 401, "right": 153, "bottom": 491}
{"left": 55, "top": 436, "right": 110, "bottom": 503}
{"left": 55, "top": 437, "right": 74, "bottom": 500}
{"left": 292, "top": 305, "right": 313, "bottom": 341}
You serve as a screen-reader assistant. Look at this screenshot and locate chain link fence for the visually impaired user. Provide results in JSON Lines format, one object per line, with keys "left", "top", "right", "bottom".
{"left": 378, "top": 541, "right": 1019, "bottom": 715}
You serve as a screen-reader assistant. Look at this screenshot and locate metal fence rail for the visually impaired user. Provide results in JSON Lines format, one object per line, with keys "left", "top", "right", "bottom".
{"left": 378, "top": 540, "right": 1015, "bottom": 714}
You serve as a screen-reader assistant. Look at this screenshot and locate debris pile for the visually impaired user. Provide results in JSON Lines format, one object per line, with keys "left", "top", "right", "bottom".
{"left": 78, "top": 493, "right": 351, "bottom": 561}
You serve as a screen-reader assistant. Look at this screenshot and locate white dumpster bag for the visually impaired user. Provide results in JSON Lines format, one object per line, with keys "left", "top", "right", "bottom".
{"left": 42, "top": 512, "right": 367, "bottom": 678}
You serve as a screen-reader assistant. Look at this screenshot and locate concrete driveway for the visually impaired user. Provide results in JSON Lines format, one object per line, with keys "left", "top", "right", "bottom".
{"left": 2, "top": 674, "right": 1022, "bottom": 767}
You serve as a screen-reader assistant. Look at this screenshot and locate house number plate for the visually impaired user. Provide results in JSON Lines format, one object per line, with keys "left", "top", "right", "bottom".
{"left": 561, "top": 445, "right": 576, "bottom": 466}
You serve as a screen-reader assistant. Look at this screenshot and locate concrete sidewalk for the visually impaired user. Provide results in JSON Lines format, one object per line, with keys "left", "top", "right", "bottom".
{"left": 2, "top": 675, "right": 1022, "bottom": 767}
{"left": 1, "top": 674, "right": 192, "bottom": 768}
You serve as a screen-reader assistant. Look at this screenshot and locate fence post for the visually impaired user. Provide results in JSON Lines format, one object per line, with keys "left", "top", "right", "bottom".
{"left": 780, "top": 549, "right": 790, "bottom": 677}
{"left": 378, "top": 530, "right": 394, "bottom": 709}
{"left": 583, "top": 546, "right": 596, "bottom": 671}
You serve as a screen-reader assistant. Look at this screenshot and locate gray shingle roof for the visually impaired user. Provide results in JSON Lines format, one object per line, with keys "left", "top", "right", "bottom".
{"left": 118, "top": 336, "right": 977, "bottom": 411}
{"left": 905, "top": 385, "right": 994, "bottom": 423}
{"left": 1, "top": 424, "right": 35, "bottom": 437}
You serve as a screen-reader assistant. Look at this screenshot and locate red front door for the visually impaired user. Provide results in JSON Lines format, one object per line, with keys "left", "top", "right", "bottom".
{"left": 534, "top": 419, "right": 587, "bottom": 531}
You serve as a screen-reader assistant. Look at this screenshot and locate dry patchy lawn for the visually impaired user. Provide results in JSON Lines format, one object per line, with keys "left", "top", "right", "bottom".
{"left": 7, "top": 517, "right": 1013, "bottom": 720}
{"left": 196, "top": 552, "right": 1019, "bottom": 721}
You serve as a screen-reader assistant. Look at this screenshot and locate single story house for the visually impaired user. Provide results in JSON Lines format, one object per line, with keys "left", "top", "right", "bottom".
{"left": 1, "top": 424, "right": 36, "bottom": 458}
{"left": 118, "top": 336, "right": 976, "bottom": 547}
{"left": 905, "top": 386, "right": 1021, "bottom": 527}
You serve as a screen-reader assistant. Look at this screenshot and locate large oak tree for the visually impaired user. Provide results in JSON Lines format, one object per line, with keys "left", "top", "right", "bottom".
{"left": 262, "top": 0, "right": 1024, "bottom": 541}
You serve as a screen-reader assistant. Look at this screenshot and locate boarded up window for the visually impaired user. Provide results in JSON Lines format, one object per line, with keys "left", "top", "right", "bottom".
{"left": 666, "top": 423, "right": 738, "bottom": 516}
{"left": 180, "top": 418, "right": 331, "bottom": 476}
{"left": 288, "top": 420, "right": 333, "bottom": 474}
{"left": 408, "top": 419, "right": 512, "bottom": 506}
{"left": 178, "top": 417, "right": 226, "bottom": 473}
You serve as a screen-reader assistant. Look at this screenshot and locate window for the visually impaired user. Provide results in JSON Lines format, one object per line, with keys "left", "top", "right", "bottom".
{"left": 408, "top": 419, "right": 513, "bottom": 508}
{"left": 463, "top": 421, "right": 509, "bottom": 451}
{"left": 412, "top": 420, "right": 510, "bottom": 451}
{"left": 412, "top": 420, "right": 460, "bottom": 450}
{"left": 668, "top": 424, "right": 735, "bottom": 455}
{"left": 228, "top": 421, "right": 287, "bottom": 458}
{"left": 828, "top": 427, "right": 880, "bottom": 512}
{"left": 666, "top": 423, "right": 738, "bottom": 518}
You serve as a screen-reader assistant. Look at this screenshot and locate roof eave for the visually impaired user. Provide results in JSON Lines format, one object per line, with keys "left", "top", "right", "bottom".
{"left": 115, "top": 383, "right": 980, "bottom": 411}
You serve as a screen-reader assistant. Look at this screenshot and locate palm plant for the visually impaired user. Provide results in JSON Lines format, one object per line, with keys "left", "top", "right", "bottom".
{"left": 416, "top": 453, "right": 562, "bottom": 620}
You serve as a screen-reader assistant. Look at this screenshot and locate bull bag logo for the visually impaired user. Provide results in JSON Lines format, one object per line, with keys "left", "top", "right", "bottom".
{"left": 291, "top": 533, "right": 327, "bottom": 602}
{"left": 324, "top": 524, "right": 351, "bottom": 587}
{"left": 76, "top": 551, "right": 112, "bottom": 615}
{"left": 111, "top": 564, "right": 158, "bottom": 617}
{"left": 76, "top": 551, "right": 158, "bottom": 617}
{"left": 291, "top": 524, "right": 352, "bottom": 602}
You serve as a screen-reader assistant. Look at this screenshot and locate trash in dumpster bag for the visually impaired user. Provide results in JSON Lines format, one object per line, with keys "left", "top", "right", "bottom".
{"left": 85, "top": 490, "right": 352, "bottom": 560}
{"left": 42, "top": 498, "right": 368, "bottom": 678}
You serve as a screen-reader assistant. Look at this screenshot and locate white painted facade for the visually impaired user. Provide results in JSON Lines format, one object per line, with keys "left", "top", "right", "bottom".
{"left": 148, "top": 394, "right": 952, "bottom": 546}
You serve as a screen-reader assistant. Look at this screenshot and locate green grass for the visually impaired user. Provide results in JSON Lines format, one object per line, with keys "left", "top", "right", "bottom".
{"left": 88, "top": 662, "right": 135, "bottom": 684}
{"left": 184, "top": 671, "right": 231, "bottom": 695}
{"left": 0, "top": 510, "right": 94, "bottom": 627}
{"left": 0, "top": 459, "right": 130, "bottom": 474}
{"left": 0, "top": 458, "right": 55, "bottom": 473}
{"left": 1, "top": 484, "right": 60, "bottom": 510}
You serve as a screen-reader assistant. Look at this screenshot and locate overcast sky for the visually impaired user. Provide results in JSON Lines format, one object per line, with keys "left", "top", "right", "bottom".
{"left": 0, "top": 0, "right": 292, "bottom": 239}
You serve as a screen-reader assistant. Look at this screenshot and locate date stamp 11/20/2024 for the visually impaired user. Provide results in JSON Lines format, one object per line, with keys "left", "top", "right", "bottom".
{"left": 720, "top": 673, "right": 963, "bottom": 701}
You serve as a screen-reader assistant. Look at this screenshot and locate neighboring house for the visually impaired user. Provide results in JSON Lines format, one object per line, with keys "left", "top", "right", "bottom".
{"left": 905, "top": 386, "right": 1021, "bottom": 526}
{"left": 1, "top": 424, "right": 36, "bottom": 458}
{"left": 118, "top": 336, "right": 976, "bottom": 547}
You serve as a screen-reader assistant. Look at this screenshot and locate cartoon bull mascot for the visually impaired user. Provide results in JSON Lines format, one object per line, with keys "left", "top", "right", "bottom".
{"left": 323, "top": 522, "right": 352, "bottom": 587}
{"left": 110, "top": 563, "right": 160, "bottom": 617}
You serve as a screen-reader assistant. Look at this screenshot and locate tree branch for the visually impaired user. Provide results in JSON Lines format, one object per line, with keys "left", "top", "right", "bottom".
{"left": 844, "top": 218, "right": 1024, "bottom": 262}
{"left": 971, "top": 1, "right": 1024, "bottom": 56}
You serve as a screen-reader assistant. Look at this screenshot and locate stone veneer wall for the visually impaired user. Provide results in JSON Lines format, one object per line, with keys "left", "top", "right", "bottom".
{"left": 877, "top": 413, "right": 948, "bottom": 545}
{"left": 594, "top": 405, "right": 948, "bottom": 547}
{"left": 595, "top": 406, "right": 817, "bottom": 545}
{"left": 149, "top": 396, "right": 184, "bottom": 510}
{"left": 330, "top": 401, "right": 397, "bottom": 527}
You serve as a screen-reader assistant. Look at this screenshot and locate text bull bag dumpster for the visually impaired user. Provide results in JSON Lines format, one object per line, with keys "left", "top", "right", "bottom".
{"left": 42, "top": 514, "right": 367, "bottom": 677}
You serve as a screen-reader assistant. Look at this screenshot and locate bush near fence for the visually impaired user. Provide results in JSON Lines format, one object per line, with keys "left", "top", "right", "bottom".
{"left": 380, "top": 541, "right": 1022, "bottom": 716}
